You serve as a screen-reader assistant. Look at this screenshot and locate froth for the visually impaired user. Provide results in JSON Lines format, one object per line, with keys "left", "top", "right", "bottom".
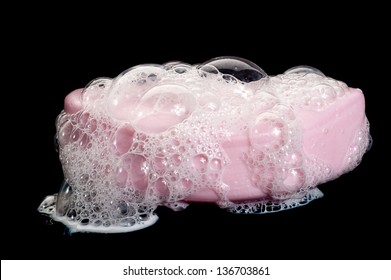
{"left": 38, "top": 57, "right": 371, "bottom": 233}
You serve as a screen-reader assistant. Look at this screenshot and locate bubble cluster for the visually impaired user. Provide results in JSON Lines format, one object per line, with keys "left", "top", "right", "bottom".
{"left": 38, "top": 57, "right": 371, "bottom": 233}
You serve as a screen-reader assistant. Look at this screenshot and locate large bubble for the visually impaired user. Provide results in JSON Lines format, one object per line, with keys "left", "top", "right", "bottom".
{"left": 38, "top": 57, "right": 371, "bottom": 233}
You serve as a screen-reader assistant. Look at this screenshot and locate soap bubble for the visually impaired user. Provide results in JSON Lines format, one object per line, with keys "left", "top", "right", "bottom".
{"left": 199, "top": 56, "right": 268, "bottom": 83}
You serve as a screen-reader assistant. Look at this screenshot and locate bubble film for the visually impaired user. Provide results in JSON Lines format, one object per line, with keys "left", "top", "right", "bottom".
{"left": 38, "top": 57, "right": 371, "bottom": 233}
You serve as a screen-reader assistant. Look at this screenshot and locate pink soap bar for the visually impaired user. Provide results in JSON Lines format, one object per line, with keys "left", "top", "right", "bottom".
{"left": 38, "top": 57, "right": 371, "bottom": 233}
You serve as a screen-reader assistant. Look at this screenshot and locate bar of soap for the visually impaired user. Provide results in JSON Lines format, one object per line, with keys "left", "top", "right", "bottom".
{"left": 38, "top": 57, "right": 371, "bottom": 233}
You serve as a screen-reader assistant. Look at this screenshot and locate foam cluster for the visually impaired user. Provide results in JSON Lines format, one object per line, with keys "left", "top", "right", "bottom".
{"left": 38, "top": 57, "right": 371, "bottom": 233}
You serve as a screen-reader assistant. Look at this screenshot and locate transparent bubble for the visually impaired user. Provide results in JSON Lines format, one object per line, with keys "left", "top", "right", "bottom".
{"left": 125, "top": 154, "right": 148, "bottom": 191}
{"left": 210, "top": 158, "right": 222, "bottom": 170}
{"left": 67, "top": 209, "right": 77, "bottom": 221}
{"left": 313, "top": 84, "right": 336, "bottom": 102}
{"left": 79, "top": 174, "right": 89, "bottom": 185}
{"left": 163, "top": 61, "right": 191, "bottom": 71}
{"left": 181, "top": 178, "right": 193, "bottom": 191}
{"left": 284, "top": 65, "right": 325, "bottom": 77}
{"left": 58, "top": 121, "right": 73, "bottom": 146}
{"left": 81, "top": 78, "right": 112, "bottom": 105}
{"left": 113, "top": 124, "right": 135, "bottom": 155}
{"left": 53, "top": 135, "right": 59, "bottom": 153}
{"left": 192, "top": 154, "right": 209, "bottom": 173}
{"left": 112, "top": 201, "right": 135, "bottom": 218}
{"left": 171, "top": 154, "right": 182, "bottom": 166}
{"left": 170, "top": 63, "right": 192, "bottom": 74}
{"left": 118, "top": 64, "right": 164, "bottom": 81}
{"left": 119, "top": 217, "right": 136, "bottom": 227}
{"left": 154, "top": 178, "right": 170, "bottom": 197}
{"left": 366, "top": 133, "right": 373, "bottom": 152}
{"left": 282, "top": 168, "right": 306, "bottom": 190}
{"left": 106, "top": 65, "right": 164, "bottom": 121}
{"left": 133, "top": 84, "right": 196, "bottom": 133}
{"left": 37, "top": 195, "right": 57, "bottom": 215}
{"left": 56, "top": 181, "right": 73, "bottom": 217}
{"left": 115, "top": 167, "right": 128, "bottom": 187}
{"left": 250, "top": 113, "right": 287, "bottom": 152}
{"left": 199, "top": 56, "right": 267, "bottom": 83}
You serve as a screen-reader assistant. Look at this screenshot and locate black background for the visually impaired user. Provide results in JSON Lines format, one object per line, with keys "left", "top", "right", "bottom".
{"left": 3, "top": 6, "right": 389, "bottom": 260}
